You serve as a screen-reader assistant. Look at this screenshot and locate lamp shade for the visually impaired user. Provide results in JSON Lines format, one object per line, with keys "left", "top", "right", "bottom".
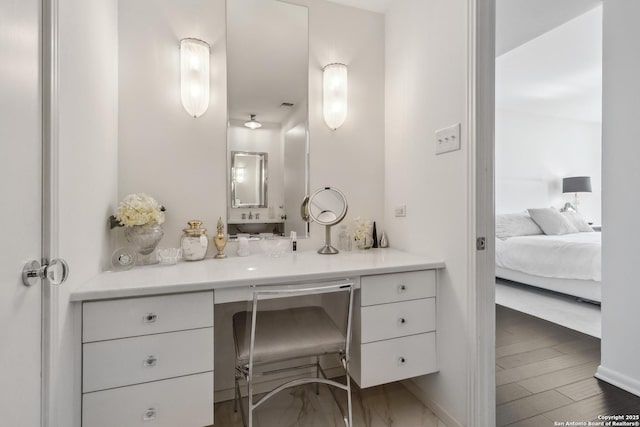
{"left": 180, "top": 38, "right": 210, "bottom": 118}
{"left": 562, "top": 176, "right": 592, "bottom": 193}
{"left": 323, "top": 63, "right": 348, "bottom": 130}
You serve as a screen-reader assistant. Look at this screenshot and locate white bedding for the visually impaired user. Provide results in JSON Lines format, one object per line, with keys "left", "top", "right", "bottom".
{"left": 495, "top": 232, "right": 601, "bottom": 282}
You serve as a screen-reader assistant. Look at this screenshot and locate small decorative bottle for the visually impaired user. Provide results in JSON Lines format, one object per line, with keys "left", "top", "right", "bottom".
{"left": 338, "top": 225, "right": 352, "bottom": 251}
{"left": 372, "top": 222, "right": 379, "bottom": 248}
{"left": 213, "top": 217, "right": 228, "bottom": 259}
{"left": 181, "top": 220, "right": 208, "bottom": 261}
{"left": 380, "top": 232, "right": 389, "bottom": 248}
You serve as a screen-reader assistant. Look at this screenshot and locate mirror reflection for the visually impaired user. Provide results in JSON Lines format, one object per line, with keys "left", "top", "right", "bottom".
{"left": 226, "top": 0, "right": 309, "bottom": 238}
{"left": 231, "top": 151, "right": 268, "bottom": 208}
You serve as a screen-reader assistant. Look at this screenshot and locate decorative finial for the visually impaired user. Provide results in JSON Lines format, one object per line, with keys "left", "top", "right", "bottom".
{"left": 213, "top": 217, "right": 227, "bottom": 259}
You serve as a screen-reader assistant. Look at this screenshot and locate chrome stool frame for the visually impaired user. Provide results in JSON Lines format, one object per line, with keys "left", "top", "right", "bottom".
{"left": 233, "top": 281, "right": 355, "bottom": 427}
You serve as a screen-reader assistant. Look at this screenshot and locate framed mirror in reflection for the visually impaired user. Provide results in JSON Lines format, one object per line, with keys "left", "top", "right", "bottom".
{"left": 226, "top": 0, "right": 309, "bottom": 238}
{"left": 231, "top": 151, "right": 267, "bottom": 208}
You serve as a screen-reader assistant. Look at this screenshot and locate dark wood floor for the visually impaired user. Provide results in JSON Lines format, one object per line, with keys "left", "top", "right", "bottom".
{"left": 496, "top": 305, "right": 640, "bottom": 426}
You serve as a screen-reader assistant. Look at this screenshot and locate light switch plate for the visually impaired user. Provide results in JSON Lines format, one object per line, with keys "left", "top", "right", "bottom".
{"left": 435, "top": 123, "right": 461, "bottom": 155}
{"left": 394, "top": 205, "right": 406, "bottom": 217}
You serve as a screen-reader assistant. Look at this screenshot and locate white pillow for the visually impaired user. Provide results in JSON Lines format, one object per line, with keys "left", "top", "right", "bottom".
{"left": 495, "top": 213, "right": 543, "bottom": 240}
{"left": 527, "top": 208, "right": 579, "bottom": 235}
{"left": 561, "top": 211, "right": 594, "bottom": 232}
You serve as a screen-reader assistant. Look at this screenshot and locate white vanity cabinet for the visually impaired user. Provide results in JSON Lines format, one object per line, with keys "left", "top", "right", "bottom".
{"left": 351, "top": 270, "right": 438, "bottom": 388}
{"left": 81, "top": 291, "right": 215, "bottom": 427}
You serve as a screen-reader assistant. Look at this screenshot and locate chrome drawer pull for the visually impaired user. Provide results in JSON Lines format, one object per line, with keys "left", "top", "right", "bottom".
{"left": 398, "top": 317, "right": 407, "bottom": 325}
{"left": 143, "top": 313, "right": 158, "bottom": 323}
{"left": 397, "top": 284, "right": 407, "bottom": 293}
{"left": 143, "top": 408, "right": 156, "bottom": 421}
{"left": 398, "top": 357, "right": 407, "bottom": 366}
{"left": 143, "top": 356, "right": 158, "bottom": 367}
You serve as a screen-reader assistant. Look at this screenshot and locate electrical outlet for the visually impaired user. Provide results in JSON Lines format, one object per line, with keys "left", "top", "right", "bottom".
{"left": 435, "top": 123, "right": 461, "bottom": 155}
{"left": 394, "top": 205, "right": 406, "bottom": 217}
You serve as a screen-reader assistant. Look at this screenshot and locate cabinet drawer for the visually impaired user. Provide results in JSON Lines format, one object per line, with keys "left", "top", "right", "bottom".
{"left": 357, "top": 333, "right": 437, "bottom": 388}
{"left": 361, "top": 270, "right": 435, "bottom": 306}
{"left": 83, "top": 292, "right": 214, "bottom": 343}
{"left": 82, "top": 372, "right": 213, "bottom": 427}
{"left": 83, "top": 328, "right": 214, "bottom": 393}
{"left": 360, "top": 298, "right": 435, "bottom": 343}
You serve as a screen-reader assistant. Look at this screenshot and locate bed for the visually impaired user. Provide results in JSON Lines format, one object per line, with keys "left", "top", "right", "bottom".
{"left": 495, "top": 210, "right": 601, "bottom": 303}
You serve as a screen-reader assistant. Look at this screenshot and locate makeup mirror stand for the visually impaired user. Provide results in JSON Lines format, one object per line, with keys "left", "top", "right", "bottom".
{"left": 319, "top": 225, "right": 339, "bottom": 255}
{"left": 305, "top": 187, "right": 348, "bottom": 255}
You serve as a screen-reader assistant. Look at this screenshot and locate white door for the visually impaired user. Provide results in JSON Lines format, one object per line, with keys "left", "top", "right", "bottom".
{"left": 0, "top": 0, "right": 43, "bottom": 425}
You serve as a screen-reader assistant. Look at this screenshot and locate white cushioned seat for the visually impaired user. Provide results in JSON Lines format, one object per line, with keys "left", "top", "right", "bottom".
{"left": 233, "top": 306, "right": 345, "bottom": 365}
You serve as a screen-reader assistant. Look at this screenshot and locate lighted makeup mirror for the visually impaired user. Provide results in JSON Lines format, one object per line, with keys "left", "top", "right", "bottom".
{"left": 307, "top": 187, "right": 348, "bottom": 254}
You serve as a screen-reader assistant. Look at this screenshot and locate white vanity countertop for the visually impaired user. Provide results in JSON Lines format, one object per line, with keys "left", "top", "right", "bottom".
{"left": 70, "top": 249, "right": 444, "bottom": 302}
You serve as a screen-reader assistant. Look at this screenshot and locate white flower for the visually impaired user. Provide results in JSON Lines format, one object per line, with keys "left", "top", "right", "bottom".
{"left": 350, "top": 217, "right": 372, "bottom": 241}
{"left": 115, "top": 193, "right": 165, "bottom": 227}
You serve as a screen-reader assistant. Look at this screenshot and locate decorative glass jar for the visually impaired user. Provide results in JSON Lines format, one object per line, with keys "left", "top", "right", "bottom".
{"left": 124, "top": 223, "right": 164, "bottom": 264}
{"left": 181, "top": 220, "right": 209, "bottom": 261}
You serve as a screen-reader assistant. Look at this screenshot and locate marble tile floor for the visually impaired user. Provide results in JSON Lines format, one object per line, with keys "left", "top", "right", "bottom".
{"left": 213, "top": 381, "right": 447, "bottom": 427}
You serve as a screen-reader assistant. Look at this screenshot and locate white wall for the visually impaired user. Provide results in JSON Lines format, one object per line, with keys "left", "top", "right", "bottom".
{"left": 118, "top": 0, "right": 227, "bottom": 253}
{"left": 118, "top": 0, "right": 385, "bottom": 253}
{"left": 496, "top": 110, "right": 602, "bottom": 223}
{"left": 597, "top": 0, "right": 640, "bottom": 397}
{"left": 496, "top": 6, "right": 602, "bottom": 223}
{"left": 385, "top": 0, "right": 470, "bottom": 425}
{"left": 55, "top": 0, "right": 119, "bottom": 425}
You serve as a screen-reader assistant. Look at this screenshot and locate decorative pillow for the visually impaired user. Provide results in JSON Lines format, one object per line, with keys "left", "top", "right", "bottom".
{"left": 527, "top": 208, "right": 579, "bottom": 235}
{"left": 562, "top": 211, "right": 594, "bottom": 232}
{"left": 495, "top": 213, "right": 543, "bottom": 240}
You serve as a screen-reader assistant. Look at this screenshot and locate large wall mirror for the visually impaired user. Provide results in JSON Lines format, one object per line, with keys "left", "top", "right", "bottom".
{"left": 226, "top": 0, "right": 309, "bottom": 238}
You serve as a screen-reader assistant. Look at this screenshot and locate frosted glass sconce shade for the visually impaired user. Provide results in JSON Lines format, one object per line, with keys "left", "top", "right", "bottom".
{"left": 180, "top": 38, "right": 210, "bottom": 118}
{"left": 323, "top": 63, "right": 348, "bottom": 130}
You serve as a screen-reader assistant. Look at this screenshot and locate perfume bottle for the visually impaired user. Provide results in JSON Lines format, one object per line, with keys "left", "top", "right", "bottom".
{"left": 372, "top": 221, "right": 379, "bottom": 248}
{"left": 380, "top": 232, "right": 389, "bottom": 248}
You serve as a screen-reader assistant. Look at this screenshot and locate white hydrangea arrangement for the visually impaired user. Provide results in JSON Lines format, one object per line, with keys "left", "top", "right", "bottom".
{"left": 350, "top": 217, "right": 372, "bottom": 242}
{"left": 114, "top": 193, "right": 165, "bottom": 227}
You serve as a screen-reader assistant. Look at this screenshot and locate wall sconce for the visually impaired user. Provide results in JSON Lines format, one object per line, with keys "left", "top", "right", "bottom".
{"left": 180, "top": 38, "right": 210, "bottom": 118}
{"left": 323, "top": 63, "right": 348, "bottom": 130}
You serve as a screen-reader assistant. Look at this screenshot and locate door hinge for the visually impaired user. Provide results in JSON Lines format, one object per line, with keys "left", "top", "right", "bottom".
{"left": 476, "top": 237, "right": 486, "bottom": 251}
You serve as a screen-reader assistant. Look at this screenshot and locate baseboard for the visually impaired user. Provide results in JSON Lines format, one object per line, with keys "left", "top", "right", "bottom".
{"left": 595, "top": 365, "right": 640, "bottom": 397}
{"left": 401, "top": 379, "right": 463, "bottom": 427}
